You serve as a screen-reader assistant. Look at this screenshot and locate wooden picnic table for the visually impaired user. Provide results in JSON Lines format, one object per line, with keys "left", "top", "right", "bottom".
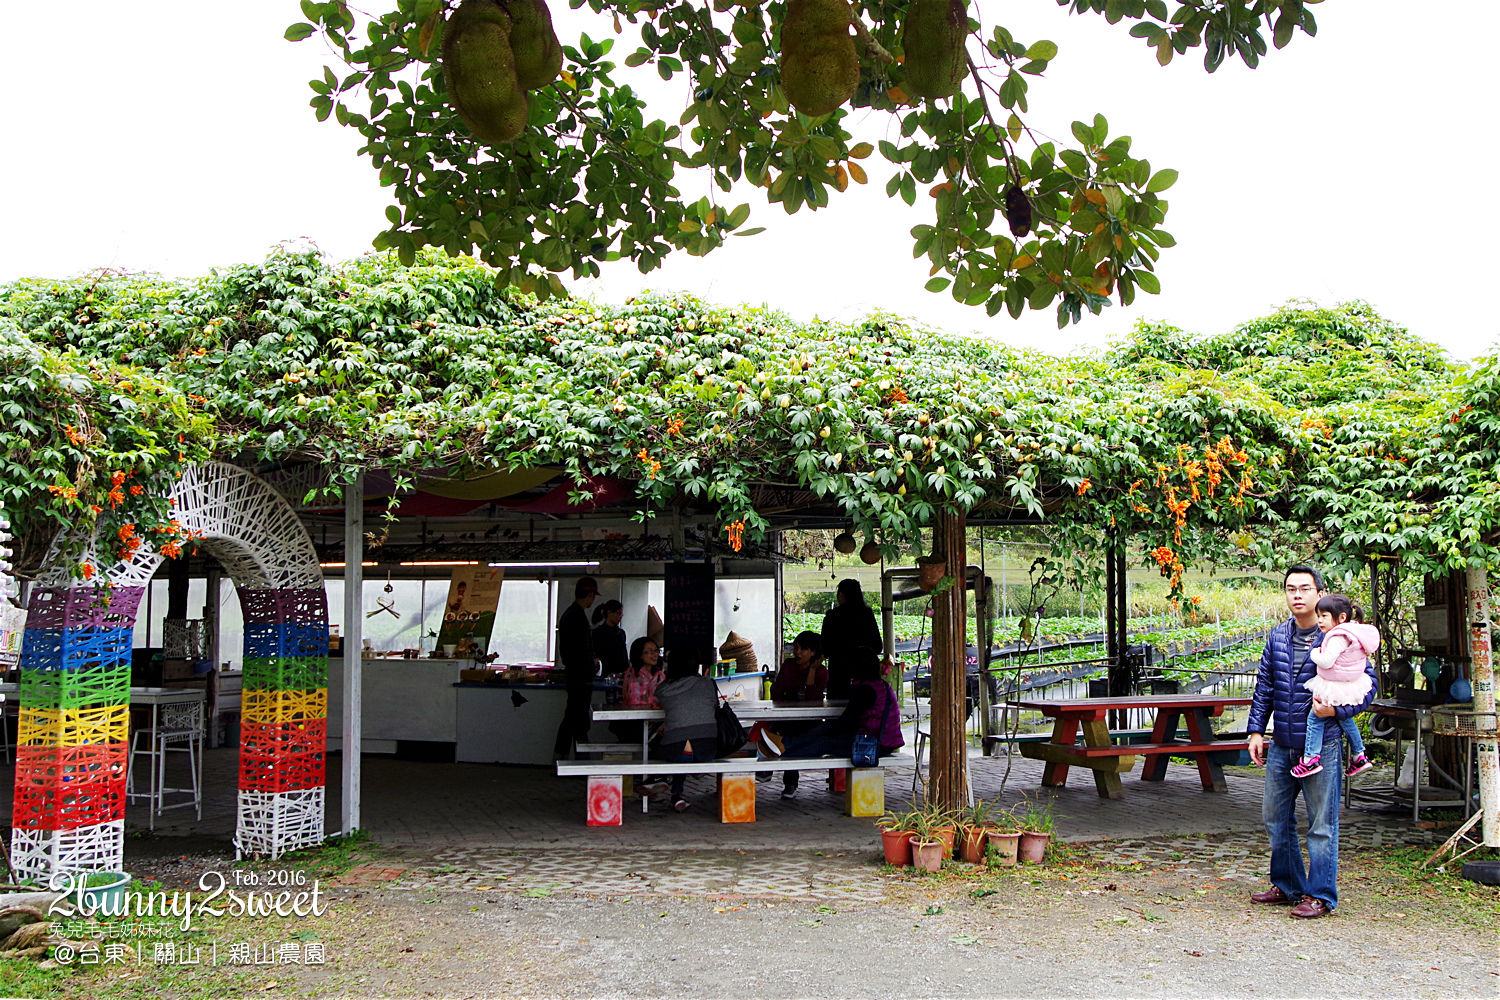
{"left": 1006, "top": 693, "right": 1252, "bottom": 800}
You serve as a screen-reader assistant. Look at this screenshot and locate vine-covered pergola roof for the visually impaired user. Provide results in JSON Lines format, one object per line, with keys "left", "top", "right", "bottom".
{"left": 3, "top": 249, "right": 1497, "bottom": 590}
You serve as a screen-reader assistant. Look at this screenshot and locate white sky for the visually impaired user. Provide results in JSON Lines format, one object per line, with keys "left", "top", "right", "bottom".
{"left": 4, "top": 1, "right": 1497, "bottom": 360}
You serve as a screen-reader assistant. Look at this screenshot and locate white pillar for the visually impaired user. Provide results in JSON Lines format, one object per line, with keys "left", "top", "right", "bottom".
{"left": 341, "top": 476, "right": 363, "bottom": 835}
{"left": 1466, "top": 567, "right": 1497, "bottom": 846}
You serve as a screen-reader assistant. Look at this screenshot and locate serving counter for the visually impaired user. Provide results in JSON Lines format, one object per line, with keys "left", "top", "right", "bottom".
{"left": 327, "top": 657, "right": 613, "bottom": 764}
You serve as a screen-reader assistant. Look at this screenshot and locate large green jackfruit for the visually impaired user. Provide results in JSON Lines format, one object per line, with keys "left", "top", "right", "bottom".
{"left": 902, "top": 0, "right": 967, "bottom": 99}
{"left": 502, "top": 0, "right": 563, "bottom": 91}
{"left": 781, "top": 0, "right": 859, "bottom": 117}
{"left": 442, "top": 0, "right": 529, "bottom": 144}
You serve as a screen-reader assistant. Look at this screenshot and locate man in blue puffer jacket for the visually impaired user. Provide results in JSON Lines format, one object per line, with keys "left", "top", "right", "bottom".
{"left": 1246, "top": 565, "right": 1377, "bottom": 919}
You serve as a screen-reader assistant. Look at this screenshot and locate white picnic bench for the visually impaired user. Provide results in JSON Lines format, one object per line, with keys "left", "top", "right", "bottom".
{"left": 556, "top": 701, "right": 907, "bottom": 824}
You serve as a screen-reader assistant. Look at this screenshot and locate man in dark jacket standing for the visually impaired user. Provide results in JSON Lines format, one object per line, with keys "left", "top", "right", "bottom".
{"left": 1246, "top": 565, "right": 1377, "bottom": 919}
{"left": 553, "top": 577, "right": 599, "bottom": 759}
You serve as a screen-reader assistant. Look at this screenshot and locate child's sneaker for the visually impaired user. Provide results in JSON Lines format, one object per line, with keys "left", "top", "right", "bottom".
{"left": 673, "top": 798, "right": 692, "bottom": 813}
{"left": 1345, "top": 753, "right": 1374, "bottom": 777}
{"left": 1290, "top": 754, "right": 1323, "bottom": 778}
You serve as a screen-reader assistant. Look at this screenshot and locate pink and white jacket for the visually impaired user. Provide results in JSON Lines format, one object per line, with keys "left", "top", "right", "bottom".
{"left": 1305, "top": 621, "right": 1380, "bottom": 706}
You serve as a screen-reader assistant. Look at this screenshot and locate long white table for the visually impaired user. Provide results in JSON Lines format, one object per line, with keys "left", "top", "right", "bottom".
{"left": 591, "top": 700, "right": 846, "bottom": 759}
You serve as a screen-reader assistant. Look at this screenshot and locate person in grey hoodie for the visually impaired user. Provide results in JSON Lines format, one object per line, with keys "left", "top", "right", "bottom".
{"left": 651, "top": 650, "right": 720, "bottom": 811}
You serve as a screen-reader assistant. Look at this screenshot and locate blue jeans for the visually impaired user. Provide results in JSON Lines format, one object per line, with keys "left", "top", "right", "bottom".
{"left": 1303, "top": 710, "right": 1364, "bottom": 761}
{"left": 1264, "top": 735, "right": 1342, "bottom": 909}
{"left": 660, "top": 737, "right": 718, "bottom": 799}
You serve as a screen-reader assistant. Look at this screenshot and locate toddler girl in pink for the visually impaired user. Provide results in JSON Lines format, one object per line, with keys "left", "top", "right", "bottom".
{"left": 1292, "top": 593, "right": 1377, "bottom": 778}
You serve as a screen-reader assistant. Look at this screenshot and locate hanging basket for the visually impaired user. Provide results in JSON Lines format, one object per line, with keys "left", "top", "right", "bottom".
{"left": 916, "top": 556, "right": 946, "bottom": 593}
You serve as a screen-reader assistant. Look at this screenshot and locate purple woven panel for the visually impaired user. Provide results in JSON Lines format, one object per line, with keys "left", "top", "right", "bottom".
{"left": 26, "top": 586, "right": 145, "bottom": 629}
{"left": 237, "top": 587, "right": 328, "bottom": 625}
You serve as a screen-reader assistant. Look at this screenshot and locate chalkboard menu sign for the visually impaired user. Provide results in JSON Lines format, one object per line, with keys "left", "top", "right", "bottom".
{"left": 664, "top": 560, "right": 716, "bottom": 669}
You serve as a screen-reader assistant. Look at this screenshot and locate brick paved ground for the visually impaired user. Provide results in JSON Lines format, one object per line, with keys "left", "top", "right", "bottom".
{"left": 0, "top": 744, "right": 1442, "bottom": 856}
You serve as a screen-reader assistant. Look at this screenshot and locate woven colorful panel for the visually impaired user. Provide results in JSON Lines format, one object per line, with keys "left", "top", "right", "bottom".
{"left": 240, "top": 718, "right": 327, "bottom": 758}
{"left": 13, "top": 767, "right": 127, "bottom": 831}
{"left": 241, "top": 656, "right": 327, "bottom": 692}
{"left": 241, "top": 689, "right": 327, "bottom": 727}
{"left": 20, "top": 627, "right": 135, "bottom": 672}
{"left": 239, "top": 750, "right": 325, "bottom": 794}
{"left": 18, "top": 704, "right": 130, "bottom": 747}
{"left": 19, "top": 659, "right": 131, "bottom": 710}
{"left": 244, "top": 622, "right": 329, "bottom": 660}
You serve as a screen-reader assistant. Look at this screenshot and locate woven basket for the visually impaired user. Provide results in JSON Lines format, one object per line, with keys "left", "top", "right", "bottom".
{"left": 719, "top": 631, "right": 758, "bottom": 673}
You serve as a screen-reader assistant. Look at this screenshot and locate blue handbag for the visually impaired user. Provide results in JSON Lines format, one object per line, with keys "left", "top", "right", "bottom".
{"left": 851, "top": 733, "right": 878, "bottom": 767}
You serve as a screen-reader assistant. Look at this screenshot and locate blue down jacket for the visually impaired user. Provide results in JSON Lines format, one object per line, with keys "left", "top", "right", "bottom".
{"left": 1247, "top": 617, "right": 1378, "bottom": 749}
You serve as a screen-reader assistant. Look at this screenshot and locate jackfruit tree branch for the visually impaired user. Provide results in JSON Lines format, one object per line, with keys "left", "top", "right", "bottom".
{"left": 851, "top": 17, "right": 893, "bottom": 65}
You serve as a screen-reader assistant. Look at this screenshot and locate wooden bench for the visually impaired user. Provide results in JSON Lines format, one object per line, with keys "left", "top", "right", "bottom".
{"left": 556, "top": 754, "right": 906, "bottom": 824}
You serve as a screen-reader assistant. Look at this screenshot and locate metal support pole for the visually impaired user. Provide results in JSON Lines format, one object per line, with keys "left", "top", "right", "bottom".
{"left": 341, "top": 476, "right": 364, "bottom": 836}
{"left": 1465, "top": 567, "right": 1497, "bottom": 846}
{"left": 204, "top": 566, "right": 222, "bottom": 747}
{"left": 772, "top": 532, "right": 785, "bottom": 668}
{"left": 928, "top": 509, "right": 969, "bottom": 809}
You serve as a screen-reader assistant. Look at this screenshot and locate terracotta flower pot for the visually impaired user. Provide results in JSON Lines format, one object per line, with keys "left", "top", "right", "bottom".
{"left": 881, "top": 828, "right": 914, "bottom": 867}
{"left": 986, "top": 829, "right": 1021, "bottom": 867}
{"left": 911, "top": 840, "right": 944, "bottom": 873}
{"left": 933, "top": 825, "right": 957, "bottom": 860}
{"left": 1018, "top": 831, "right": 1051, "bottom": 864}
{"left": 960, "top": 825, "right": 993, "bottom": 865}
{"left": 916, "top": 556, "right": 946, "bottom": 593}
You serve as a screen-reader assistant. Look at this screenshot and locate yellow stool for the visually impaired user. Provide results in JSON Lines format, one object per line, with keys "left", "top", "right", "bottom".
{"left": 718, "top": 773, "right": 757, "bottom": 823}
{"left": 844, "top": 768, "right": 884, "bottom": 817}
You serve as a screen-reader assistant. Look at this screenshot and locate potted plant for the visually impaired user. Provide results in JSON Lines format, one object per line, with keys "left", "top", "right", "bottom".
{"left": 959, "top": 799, "right": 1002, "bottom": 864}
{"left": 876, "top": 809, "right": 918, "bottom": 867}
{"left": 926, "top": 804, "right": 959, "bottom": 860}
{"left": 907, "top": 810, "right": 944, "bottom": 873}
{"left": 1016, "top": 797, "right": 1055, "bottom": 864}
{"left": 985, "top": 806, "right": 1022, "bottom": 867}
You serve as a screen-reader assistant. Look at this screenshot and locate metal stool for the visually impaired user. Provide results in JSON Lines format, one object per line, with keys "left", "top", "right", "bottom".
{"left": 127, "top": 700, "right": 204, "bottom": 827}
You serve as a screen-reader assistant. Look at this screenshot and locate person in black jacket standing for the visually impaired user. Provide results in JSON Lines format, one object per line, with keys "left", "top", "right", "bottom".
{"left": 553, "top": 577, "right": 599, "bottom": 759}
{"left": 821, "top": 578, "right": 882, "bottom": 700}
{"left": 1246, "top": 565, "right": 1376, "bottom": 919}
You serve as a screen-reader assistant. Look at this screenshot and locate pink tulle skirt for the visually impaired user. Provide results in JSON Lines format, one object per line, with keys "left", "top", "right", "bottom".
{"left": 1303, "top": 672, "right": 1373, "bottom": 707}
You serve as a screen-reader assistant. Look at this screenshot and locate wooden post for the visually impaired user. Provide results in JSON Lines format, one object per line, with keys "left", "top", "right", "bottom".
{"left": 928, "top": 509, "right": 968, "bottom": 810}
{"left": 341, "top": 476, "right": 363, "bottom": 836}
{"left": 1466, "top": 567, "right": 1497, "bottom": 847}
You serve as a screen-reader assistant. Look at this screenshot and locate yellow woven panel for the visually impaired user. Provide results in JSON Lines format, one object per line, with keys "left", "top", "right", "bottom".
{"left": 18, "top": 704, "right": 130, "bottom": 747}
{"left": 242, "top": 688, "right": 327, "bottom": 726}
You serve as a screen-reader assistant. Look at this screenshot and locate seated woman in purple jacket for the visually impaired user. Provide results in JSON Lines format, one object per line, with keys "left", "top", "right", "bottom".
{"left": 758, "top": 646, "right": 904, "bottom": 767}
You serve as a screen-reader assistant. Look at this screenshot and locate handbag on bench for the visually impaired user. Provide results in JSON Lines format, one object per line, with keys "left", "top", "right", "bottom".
{"left": 715, "top": 698, "right": 748, "bottom": 753}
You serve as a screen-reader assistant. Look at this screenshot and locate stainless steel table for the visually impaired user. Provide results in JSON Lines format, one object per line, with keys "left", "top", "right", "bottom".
{"left": 1351, "top": 699, "right": 1472, "bottom": 820}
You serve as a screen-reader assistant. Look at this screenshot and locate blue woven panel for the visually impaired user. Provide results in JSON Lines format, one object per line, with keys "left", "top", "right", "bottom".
{"left": 20, "top": 628, "right": 135, "bottom": 672}
{"left": 243, "top": 622, "right": 329, "bottom": 659}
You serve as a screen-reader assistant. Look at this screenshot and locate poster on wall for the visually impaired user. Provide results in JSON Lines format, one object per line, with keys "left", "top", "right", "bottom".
{"left": 437, "top": 566, "right": 504, "bottom": 655}
{"left": 0, "top": 600, "right": 23, "bottom": 668}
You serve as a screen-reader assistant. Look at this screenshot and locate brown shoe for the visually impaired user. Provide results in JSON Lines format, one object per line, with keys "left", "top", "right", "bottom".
{"left": 1290, "top": 897, "right": 1331, "bottom": 919}
{"left": 1250, "top": 886, "right": 1296, "bottom": 904}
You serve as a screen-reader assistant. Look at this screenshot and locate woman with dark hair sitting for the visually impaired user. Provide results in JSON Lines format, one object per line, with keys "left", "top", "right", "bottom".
{"left": 763, "top": 630, "right": 828, "bottom": 799}
{"left": 649, "top": 649, "right": 721, "bottom": 812}
{"left": 760, "top": 645, "right": 903, "bottom": 766}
